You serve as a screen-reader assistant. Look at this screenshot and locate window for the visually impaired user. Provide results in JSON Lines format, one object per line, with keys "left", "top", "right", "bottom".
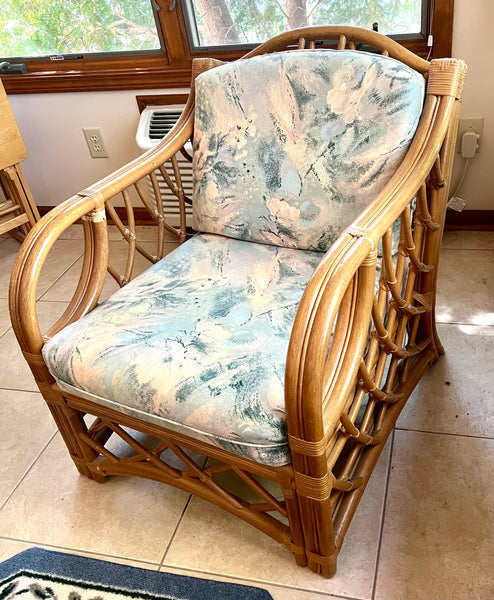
{"left": 0, "top": 0, "right": 163, "bottom": 58}
{"left": 0, "top": 0, "right": 453, "bottom": 95}
{"left": 183, "top": 0, "right": 425, "bottom": 50}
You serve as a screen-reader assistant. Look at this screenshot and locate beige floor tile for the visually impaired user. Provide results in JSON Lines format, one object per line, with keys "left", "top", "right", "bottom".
{"left": 108, "top": 224, "right": 181, "bottom": 243}
{"left": 62, "top": 224, "right": 163, "bottom": 243}
{"left": 0, "top": 390, "right": 57, "bottom": 507}
{"left": 375, "top": 430, "right": 494, "bottom": 600}
{"left": 36, "top": 239, "right": 85, "bottom": 299}
{"left": 398, "top": 323, "right": 494, "bottom": 437}
{"left": 0, "top": 538, "right": 160, "bottom": 570}
{"left": 58, "top": 224, "right": 85, "bottom": 240}
{"left": 36, "top": 300, "right": 72, "bottom": 332}
{"left": 0, "top": 237, "right": 23, "bottom": 298}
{"left": 0, "top": 433, "right": 191, "bottom": 563}
{"left": 0, "top": 301, "right": 69, "bottom": 391}
{"left": 436, "top": 249, "right": 494, "bottom": 325}
{"left": 0, "top": 237, "right": 84, "bottom": 301}
{"left": 442, "top": 230, "right": 494, "bottom": 250}
{"left": 2, "top": 292, "right": 68, "bottom": 339}
{"left": 40, "top": 240, "right": 179, "bottom": 303}
{"left": 0, "top": 538, "right": 33, "bottom": 562}
{"left": 0, "top": 329, "right": 38, "bottom": 391}
{"left": 161, "top": 565, "right": 341, "bottom": 600}
{"left": 0, "top": 298, "right": 10, "bottom": 337}
{"left": 164, "top": 441, "right": 392, "bottom": 599}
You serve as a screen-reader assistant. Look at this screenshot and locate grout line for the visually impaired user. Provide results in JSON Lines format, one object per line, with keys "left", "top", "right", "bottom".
{"left": 371, "top": 428, "right": 395, "bottom": 600}
{"left": 0, "top": 326, "right": 12, "bottom": 341}
{"left": 0, "top": 536, "right": 161, "bottom": 570}
{"left": 157, "top": 455, "right": 211, "bottom": 566}
{"left": 394, "top": 426, "right": 494, "bottom": 441}
{"left": 440, "top": 246, "right": 494, "bottom": 252}
{"left": 436, "top": 320, "right": 494, "bottom": 328}
{"left": 0, "top": 386, "right": 38, "bottom": 393}
{"left": 158, "top": 563, "right": 361, "bottom": 600}
{"left": 158, "top": 494, "right": 193, "bottom": 567}
{"left": 37, "top": 253, "right": 84, "bottom": 301}
{"left": 0, "top": 431, "right": 58, "bottom": 513}
{"left": 0, "top": 388, "right": 41, "bottom": 396}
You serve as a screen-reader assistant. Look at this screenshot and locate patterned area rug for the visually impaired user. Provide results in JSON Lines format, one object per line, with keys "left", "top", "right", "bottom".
{"left": 0, "top": 548, "right": 273, "bottom": 600}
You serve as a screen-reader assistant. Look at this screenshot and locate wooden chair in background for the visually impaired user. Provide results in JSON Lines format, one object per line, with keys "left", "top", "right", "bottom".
{"left": 0, "top": 79, "right": 39, "bottom": 241}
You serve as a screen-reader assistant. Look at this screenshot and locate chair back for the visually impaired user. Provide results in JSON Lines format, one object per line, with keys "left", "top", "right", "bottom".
{"left": 192, "top": 50, "right": 425, "bottom": 251}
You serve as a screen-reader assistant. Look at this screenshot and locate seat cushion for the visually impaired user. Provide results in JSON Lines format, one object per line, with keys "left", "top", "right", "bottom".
{"left": 193, "top": 49, "right": 425, "bottom": 251}
{"left": 42, "top": 234, "right": 323, "bottom": 466}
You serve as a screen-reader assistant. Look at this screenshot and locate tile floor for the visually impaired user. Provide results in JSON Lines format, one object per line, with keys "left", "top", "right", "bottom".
{"left": 0, "top": 227, "right": 493, "bottom": 599}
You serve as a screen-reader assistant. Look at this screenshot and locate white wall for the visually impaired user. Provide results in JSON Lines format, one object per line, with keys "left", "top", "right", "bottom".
{"left": 450, "top": 0, "right": 494, "bottom": 210}
{"left": 10, "top": 89, "right": 187, "bottom": 207}
{"left": 8, "top": 1, "right": 494, "bottom": 211}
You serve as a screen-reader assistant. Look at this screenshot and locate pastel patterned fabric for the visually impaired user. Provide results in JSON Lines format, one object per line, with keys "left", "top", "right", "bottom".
{"left": 42, "top": 234, "right": 323, "bottom": 466}
{"left": 193, "top": 50, "right": 425, "bottom": 251}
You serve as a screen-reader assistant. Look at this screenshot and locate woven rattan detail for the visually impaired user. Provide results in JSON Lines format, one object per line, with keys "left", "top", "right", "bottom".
{"left": 288, "top": 433, "right": 329, "bottom": 456}
{"left": 294, "top": 471, "right": 333, "bottom": 500}
{"left": 80, "top": 208, "right": 106, "bottom": 223}
{"left": 306, "top": 549, "right": 337, "bottom": 567}
{"left": 427, "top": 59, "right": 467, "bottom": 99}
{"left": 22, "top": 350, "right": 46, "bottom": 367}
{"left": 347, "top": 226, "right": 375, "bottom": 255}
{"left": 278, "top": 465, "right": 296, "bottom": 492}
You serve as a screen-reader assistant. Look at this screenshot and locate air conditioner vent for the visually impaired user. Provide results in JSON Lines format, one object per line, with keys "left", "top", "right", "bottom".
{"left": 136, "top": 105, "right": 193, "bottom": 227}
{"left": 149, "top": 111, "right": 183, "bottom": 139}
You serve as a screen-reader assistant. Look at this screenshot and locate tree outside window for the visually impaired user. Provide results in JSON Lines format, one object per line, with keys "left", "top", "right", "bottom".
{"left": 0, "top": 0, "right": 162, "bottom": 58}
{"left": 186, "top": 0, "right": 423, "bottom": 48}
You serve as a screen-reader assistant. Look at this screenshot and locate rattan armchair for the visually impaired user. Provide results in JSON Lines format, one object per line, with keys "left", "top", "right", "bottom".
{"left": 9, "top": 27, "right": 466, "bottom": 578}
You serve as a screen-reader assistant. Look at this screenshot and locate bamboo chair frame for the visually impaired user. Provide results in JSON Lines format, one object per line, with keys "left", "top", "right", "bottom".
{"left": 9, "top": 27, "right": 466, "bottom": 578}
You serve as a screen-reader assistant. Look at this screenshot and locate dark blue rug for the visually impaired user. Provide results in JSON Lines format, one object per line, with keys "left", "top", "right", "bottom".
{"left": 0, "top": 548, "right": 273, "bottom": 599}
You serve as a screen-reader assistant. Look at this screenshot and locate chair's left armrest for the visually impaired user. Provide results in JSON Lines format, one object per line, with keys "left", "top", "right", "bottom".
{"left": 9, "top": 98, "right": 196, "bottom": 385}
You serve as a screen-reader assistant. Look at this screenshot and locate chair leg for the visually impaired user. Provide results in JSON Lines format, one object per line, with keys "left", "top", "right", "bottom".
{"left": 40, "top": 385, "right": 107, "bottom": 483}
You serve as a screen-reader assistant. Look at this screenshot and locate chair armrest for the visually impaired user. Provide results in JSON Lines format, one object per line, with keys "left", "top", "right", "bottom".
{"left": 285, "top": 70, "right": 464, "bottom": 449}
{"left": 9, "top": 97, "right": 196, "bottom": 383}
{"left": 283, "top": 66, "right": 464, "bottom": 565}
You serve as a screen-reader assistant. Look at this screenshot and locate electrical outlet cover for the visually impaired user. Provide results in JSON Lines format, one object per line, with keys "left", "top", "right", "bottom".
{"left": 457, "top": 117, "right": 484, "bottom": 154}
{"left": 82, "top": 127, "right": 110, "bottom": 158}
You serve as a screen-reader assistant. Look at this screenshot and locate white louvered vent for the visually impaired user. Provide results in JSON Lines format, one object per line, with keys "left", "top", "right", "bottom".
{"left": 136, "top": 105, "right": 193, "bottom": 226}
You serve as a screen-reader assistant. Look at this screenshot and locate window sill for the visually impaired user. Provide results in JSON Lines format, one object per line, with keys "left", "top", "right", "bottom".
{"left": 1, "top": 65, "right": 193, "bottom": 94}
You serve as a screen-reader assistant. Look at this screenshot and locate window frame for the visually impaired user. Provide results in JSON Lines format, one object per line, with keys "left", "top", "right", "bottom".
{"left": 1, "top": 0, "right": 454, "bottom": 95}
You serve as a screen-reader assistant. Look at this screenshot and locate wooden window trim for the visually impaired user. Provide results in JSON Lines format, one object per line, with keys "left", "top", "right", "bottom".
{"left": 1, "top": 0, "right": 453, "bottom": 95}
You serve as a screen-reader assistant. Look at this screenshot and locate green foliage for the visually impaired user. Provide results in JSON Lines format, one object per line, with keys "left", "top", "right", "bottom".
{"left": 0, "top": 0, "right": 422, "bottom": 58}
{"left": 312, "top": 0, "right": 421, "bottom": 34}
{"left": 0, "top": 0, "right": 160, "bottom": 58}
{"left": 192, "top": 0, "right": 422, "bottom": 45}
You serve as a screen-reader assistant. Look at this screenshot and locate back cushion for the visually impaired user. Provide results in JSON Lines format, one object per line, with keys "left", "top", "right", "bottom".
{"left": 193, "top": 50, "right": 425, "bottom": 252}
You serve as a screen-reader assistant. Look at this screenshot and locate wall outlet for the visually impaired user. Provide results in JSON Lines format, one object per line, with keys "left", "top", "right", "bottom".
{"left": 457, "top": 118, "right": 483, "bottom": 154}
{"left": 83, "top": 127, "right": 110, "bottom": 158}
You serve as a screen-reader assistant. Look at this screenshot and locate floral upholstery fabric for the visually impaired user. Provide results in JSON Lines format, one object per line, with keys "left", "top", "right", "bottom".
{"left": 193, "top": 50, "right": 425, "bottom": 251}
{"left": 42, "top": 234, "right": 323, "bottom": 466}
